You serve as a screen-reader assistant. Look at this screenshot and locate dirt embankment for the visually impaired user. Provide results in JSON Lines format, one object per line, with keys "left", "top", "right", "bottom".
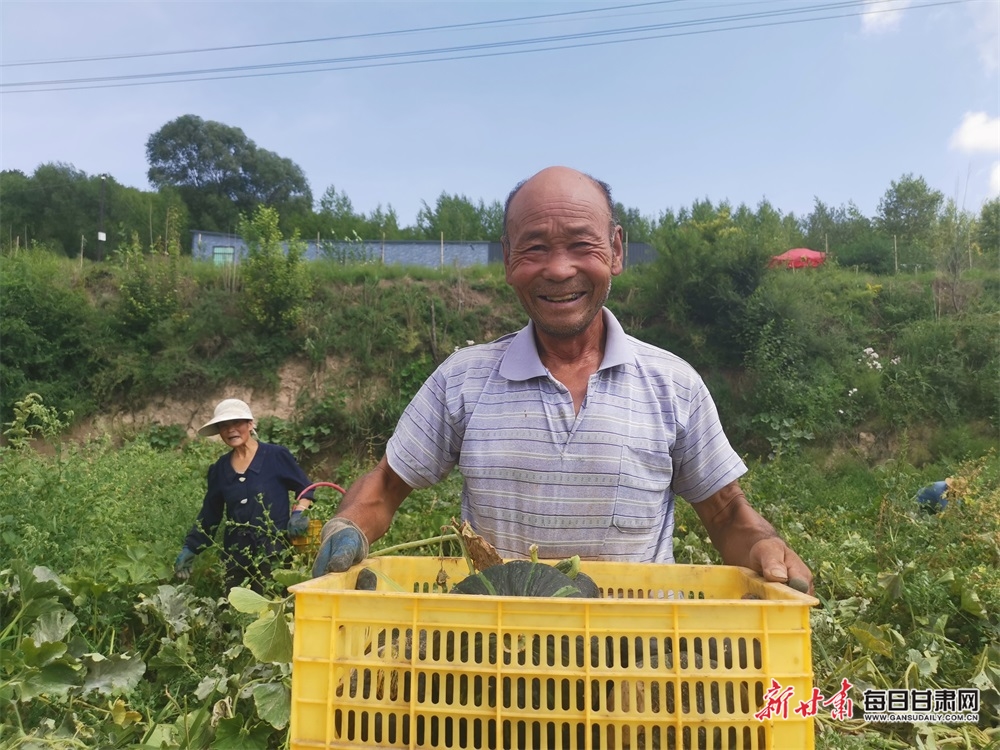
{"left": 68, "top": 358, "right": 328, "bottom": 442}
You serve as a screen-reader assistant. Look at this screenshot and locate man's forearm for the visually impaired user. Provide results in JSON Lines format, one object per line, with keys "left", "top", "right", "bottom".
{"left": 692, "top": 481, "right": 781, "bottom": 567}
{"left": 335, "top": 456, "right": 412, "bottom": 543}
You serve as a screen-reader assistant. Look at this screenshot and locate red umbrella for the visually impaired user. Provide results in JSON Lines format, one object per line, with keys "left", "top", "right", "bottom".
{"left": 769, "top": 248, "right": 826, "bottom": 269}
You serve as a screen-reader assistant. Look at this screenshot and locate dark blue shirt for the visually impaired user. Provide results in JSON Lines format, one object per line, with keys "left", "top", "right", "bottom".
{"left": 916, "top": 481, "right": 950, "bottom": 513}
{"left": 184, "top": 442, "right": 313, "bottom": 554}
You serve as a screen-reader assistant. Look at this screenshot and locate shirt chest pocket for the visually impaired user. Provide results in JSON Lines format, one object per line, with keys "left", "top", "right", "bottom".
{"left": 612, "top": 445, "right": 673, "bottom": 534}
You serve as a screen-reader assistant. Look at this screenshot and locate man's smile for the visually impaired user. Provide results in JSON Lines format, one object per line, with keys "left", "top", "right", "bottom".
{"left": 539, "top": 291, "right": 585, "bottom": 303}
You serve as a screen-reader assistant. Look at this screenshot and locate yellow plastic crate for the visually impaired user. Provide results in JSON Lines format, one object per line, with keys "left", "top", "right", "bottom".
{"left": 291, "top": 518, "right": 325, "bottom": 554}
{"left": 289, "top": 557, "right": 817, "bottom": 750}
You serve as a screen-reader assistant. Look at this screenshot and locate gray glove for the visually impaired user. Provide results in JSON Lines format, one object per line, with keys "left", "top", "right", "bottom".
{"left": 174, "top": 547, "right": 196, "bottom": 580}
{"left": 287, "top": 510, "right": 311, "bottom": 537}
{"left": 312, "top": 518, "right": 369, "bottom": 578}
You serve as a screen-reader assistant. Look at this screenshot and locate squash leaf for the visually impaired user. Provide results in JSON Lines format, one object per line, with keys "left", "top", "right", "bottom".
{"left": 243, "top": 610, "right": 292, "bottom": 664}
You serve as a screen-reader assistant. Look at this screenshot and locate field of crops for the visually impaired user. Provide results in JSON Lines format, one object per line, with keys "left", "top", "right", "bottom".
{"left": 1, "top": 420, "right": 997, "bottom": 749}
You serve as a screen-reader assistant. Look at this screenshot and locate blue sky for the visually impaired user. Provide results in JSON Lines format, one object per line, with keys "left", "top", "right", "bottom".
{"left": 2, "top": 0, "right": 998, "bottom": 228}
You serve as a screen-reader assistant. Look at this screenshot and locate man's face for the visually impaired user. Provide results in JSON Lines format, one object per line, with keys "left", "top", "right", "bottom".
{"left": 503, "top": 167, "right": 623, "bottom": 340}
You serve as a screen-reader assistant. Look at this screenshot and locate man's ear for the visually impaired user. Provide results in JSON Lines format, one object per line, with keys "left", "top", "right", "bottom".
{"left": 611, "top": 225, "right": 624, "bottom": 275}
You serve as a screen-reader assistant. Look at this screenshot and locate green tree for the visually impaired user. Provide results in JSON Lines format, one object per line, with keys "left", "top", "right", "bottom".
{"left": 977, "top": 197, "right": 999, "bottom": 262}
{"left": 1, "top": 165, "right": 189, "bottom": 260}
{"left": 804, "top": 199, "right": 889, "bottom": 272}
{"left": 317, "top": 185, "right": 357, "bottom": 237}
{"left": 0, "top": 163, "right": 101, "bottom": 257}
{"left": 416, "top": 193, "right": 501, "bottom": 240}
{"left": 0, "top": 251, "right": 105, "bottom": 420}
{"left": 108, "top": 183, "right": 190, "bottom": 256}
{"left": 146, "top": 115, "right": 312, "bottom": 234}
{"left": 734, "top": 199, "right": 804, "bottom": 255}
{"left": 307, "top": 186, "right": 410, "bottom": 245}
{"left": 639, "top": 199, "right": 775, "bottom": 366}
{"left": 361, "top": 204, "right": 406, "bottom": 240}
{"left": 802, "top": 198, "right": 838, "bottom": 253}
{"left": 614, "top": 203, "right": 653, "bottom": 244}
{"left": 114, "top": 210, "right": 183, "bottom": 342}
{"left": 0, "top": 170, "right": 33, "bottom": 251}
{"left": 876, "top": 174, "right": 943, "bottom": 271}
{"left": 931, "top": 199, "right": 977, "bottom": 301}
{"left": 239, "top": 205, "right": 311, "bottom": 334}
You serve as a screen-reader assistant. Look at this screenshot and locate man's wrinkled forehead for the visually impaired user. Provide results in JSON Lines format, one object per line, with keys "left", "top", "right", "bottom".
{"left": 507, "top": 169, "right": 612, "bottom": 227}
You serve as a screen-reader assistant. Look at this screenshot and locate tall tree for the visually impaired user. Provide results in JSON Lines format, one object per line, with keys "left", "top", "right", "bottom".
{"left": 146, "top": 115, "right": 312, "bottom": 233}
{"left": 0, "top": 169, "right": 34, "bottom": 250}
{"left": 614, "top": 203, "right": 653, "bottom": 244}
{"left": 1, "top": 164, "right": 189, "bottom": 259}
{"left": 1, "top": 164, "right": 102, "bottom": 258}
{"left": 932, "top": 199, "right": 976, "bottom": 281}
{"left": 804, "top": 198, "right": 889, "bottom": 272}
{"left": 977, "top": 198, "right": 999, "bottom": 261}
{"left": 416, "top": 193, "right": 501, "bottom": 241}
{"left": 361, "top": 204, "right": 406, "bottom": 240}
{"left": 315, "top": 184, "right": 360, "bottom": 240}
{"left": 876, "top": 174, "right": 943, "bottom": 270}
{"left": 802, "top": 198, "right": 838, "bottom": 253}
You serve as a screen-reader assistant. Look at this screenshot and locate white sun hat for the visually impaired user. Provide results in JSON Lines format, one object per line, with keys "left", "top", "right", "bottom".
{"left": 198, "top": 398, "right": 254, "bottom": 436}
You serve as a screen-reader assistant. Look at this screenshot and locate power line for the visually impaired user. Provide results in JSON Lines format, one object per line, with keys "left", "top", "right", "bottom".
{"left": 13, "top": 1, "right": 874, "bottom": 87}
{"left": 1, "top": 0, "right": 965, "bottom": 94}
{"left": 0, "top": 0, "right": 685, "bottom": 67}
{"left": 0, "top": 0, "right": 893, "bottom": 85}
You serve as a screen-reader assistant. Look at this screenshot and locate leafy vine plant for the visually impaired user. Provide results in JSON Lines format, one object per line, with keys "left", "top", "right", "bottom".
{"left": 213, "top": 518, "right": 488, "bottom": 737}
{"left": 2, "top": 393, "right": 74, "bottom": 450}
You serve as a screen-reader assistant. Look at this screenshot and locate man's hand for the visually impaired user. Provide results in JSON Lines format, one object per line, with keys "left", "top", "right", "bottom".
{"left": 693, "top": 480, "right": 814, "bottom": 594}
{"left": 748, "top": 536, "right": 814, "bottom": 594}
{"left": 174, "top": 547, "right": 195, "bottom": 580}
{"left": 287, "top": 510, "right": 311, "bottom": 538}
{"left": 312, "top": 518, "right": 369, "bottom": 578}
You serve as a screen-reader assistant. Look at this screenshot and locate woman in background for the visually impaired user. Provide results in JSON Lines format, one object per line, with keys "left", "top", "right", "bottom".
{"left": 173, "top": 398, "right": 314, "bottom": 592}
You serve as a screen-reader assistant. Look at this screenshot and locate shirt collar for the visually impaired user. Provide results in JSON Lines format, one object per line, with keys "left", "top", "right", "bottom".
{"left": 499, "top": 308, "right": 633, "bottom": 381}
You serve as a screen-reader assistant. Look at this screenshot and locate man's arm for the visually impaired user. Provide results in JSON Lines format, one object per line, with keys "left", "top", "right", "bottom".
{"left": 335, "top": 455, "right": 413, "bottom": 543}
{"left": 692, "top": 480, "right": 813, "bottom": 593}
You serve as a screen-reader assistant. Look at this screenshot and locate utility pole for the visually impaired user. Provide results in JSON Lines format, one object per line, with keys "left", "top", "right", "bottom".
{"left": 98, "top": 174, "right": 107, "bottom": 261}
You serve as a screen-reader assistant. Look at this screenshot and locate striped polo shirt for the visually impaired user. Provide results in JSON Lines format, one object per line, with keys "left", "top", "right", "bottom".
{"left": 386, "top": 308, "right": 747, "bottom": 563}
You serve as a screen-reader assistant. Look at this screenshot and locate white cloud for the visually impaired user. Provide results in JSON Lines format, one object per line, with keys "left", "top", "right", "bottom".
{"left": 949, "top": 112, "right": 1000, "bottom": 154}
{"left": 991, "top": 162, "right": 1000, "bottom": 197}
{"left": 860, "top": 0, "right": 911, "bottom": 34}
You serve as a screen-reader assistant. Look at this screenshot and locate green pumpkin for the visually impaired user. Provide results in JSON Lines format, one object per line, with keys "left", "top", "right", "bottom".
{"left": 451, "top": 560, "right": 592, "bottom": 598}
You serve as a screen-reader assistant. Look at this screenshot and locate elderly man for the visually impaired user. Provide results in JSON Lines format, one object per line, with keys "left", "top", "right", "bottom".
{"left": 313, "top": 166, "right": 812, "bottom": 592}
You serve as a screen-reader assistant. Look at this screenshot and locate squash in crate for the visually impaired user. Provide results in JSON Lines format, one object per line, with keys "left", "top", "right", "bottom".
{"left": 451, "top": 559, "right": 598, "bottom": 599}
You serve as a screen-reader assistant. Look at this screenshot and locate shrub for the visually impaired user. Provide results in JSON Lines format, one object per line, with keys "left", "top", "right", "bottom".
{"left": 114, "top": 231, "right": 181, "bottom": 341}
{"left": 0, "top": 250, "right": 106, "bottom": 422}
{"left": 239, "top": 205, "right": 311, "bottom": 334}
